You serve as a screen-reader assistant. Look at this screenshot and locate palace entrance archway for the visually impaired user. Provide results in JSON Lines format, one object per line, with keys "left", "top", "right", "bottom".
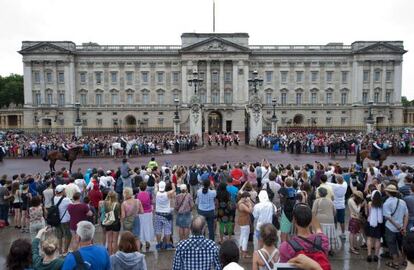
{"left": 293, "top": 114, "right": 304, "bottom": 125}
{"left": 208, "top": 111, "right": 222, "bottom": 133}
{"left": 125, "top": 115, "right": 137, "bottom": 132}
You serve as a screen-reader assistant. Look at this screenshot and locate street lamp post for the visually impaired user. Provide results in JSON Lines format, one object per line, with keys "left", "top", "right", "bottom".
{"left": 366, "top": 101, "right": 375, "bottom": 134}
{"left": 74, "top": 103, "right": 82, "bottom": 138}
{"left": 248, "top": 70, "right": 263, "bottom": 94}
{"left": 173, "top": 98, "right": 180, "bottom": 135}
{"left": 271, "top": 98, "right": 278, "bottom": 134}
{"left": 187, "top": 70, "right": 203, "bottom": 95}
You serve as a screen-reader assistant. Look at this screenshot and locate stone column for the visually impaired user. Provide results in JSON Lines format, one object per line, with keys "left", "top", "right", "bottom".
{"left": 232, "top": 61, "right": 238, "bottom": 103}
{"left": 393, "top": 61, "right": 402, "bottom": 103}
{"left": 173, "top": 118, "right": 180, "bottom": 135}
{"left": 40, "top": 62, "right": 46, "bottom": 103}
{"left": 381, "top": 62, "right": 386, "bottom": 102}
{"left": 219, "top": 61, "right": 224, "bottom": 104}
{"left": 243, "top": 63, "right": 249, "bottom": 101}
{"left": 189, "top": 96, "right": 202, "bottom": 140}
{"left": 369, "top": 63, "right": 374, "bottom": 102}
{"left": 271, "top": 118, "right": 278, "bottom": 134}
{"left": 206, "top": 60, "right": 211, "bottom": 103}
{"left": 23, "top": 61, "right": 33, "bottom": 105}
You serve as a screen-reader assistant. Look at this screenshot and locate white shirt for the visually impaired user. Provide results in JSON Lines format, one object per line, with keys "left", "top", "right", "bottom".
{"left": 397, "top": 172, "right": 407, "bottom": 188}
{"left": 328, "top": 182, "right": 348, "bottom": 210}
{"left": 65, "top": 183, "right": 80, "bottom": 201}
{"left": 99, "top": 176, "right": 115, "bottom": 189}
{"left": 253, "top": 201, "right": 274, "bottom": 230}
{"left": 261, "top": 167, "right": 271, "bottom": 184}
{"left": 53, "top": 195, "right": 71, "bottom": 223}
{"left": 74, "top": 178, "right": 86, "bottom": 192}
{"left": 223, "top": 262, "right": 245, "bottom": 270}
{"left": 155, "top": 192, "right": 171, "bottom": 213}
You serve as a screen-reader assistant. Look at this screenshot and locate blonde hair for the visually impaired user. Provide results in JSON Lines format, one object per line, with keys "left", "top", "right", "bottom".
{"left": 41, "top": 231, "right": 59, "bottom": 256}
{"left": 123, "top": 187, "right": 133, "bottom": 199}
{"left": 105, "top": 191, "right": 118, "bottom": 209}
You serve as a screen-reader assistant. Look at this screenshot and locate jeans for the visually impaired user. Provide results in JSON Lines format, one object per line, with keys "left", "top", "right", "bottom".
{"left": 190, "top": 184, "right": 199, "bottom": 200}
{"left": 198, "top": 209, "right": 215, "bottom": 241}
{"left": 239, "top": 225, "right": 250, "bottom": 251}
{"left": 0, "top": 204, "right": 9, "bottom": 225}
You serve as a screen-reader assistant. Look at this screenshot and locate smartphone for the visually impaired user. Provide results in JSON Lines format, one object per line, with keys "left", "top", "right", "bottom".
{"left": 275, "top": 263, "right": 300, "bottom": 270}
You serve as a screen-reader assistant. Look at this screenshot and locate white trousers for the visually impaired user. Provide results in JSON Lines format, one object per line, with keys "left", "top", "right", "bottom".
{"left": 239, "top": 225, "right": 250, "bottom": 251}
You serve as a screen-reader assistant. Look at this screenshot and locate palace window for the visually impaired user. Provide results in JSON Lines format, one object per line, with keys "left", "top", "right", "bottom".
{"left": 341, "top": 92, "right": 347, "bottom": 105}
{"left": 296, "top": 93, "right": 302, "bottom": 105}
{"left": 212, "top": 71, "right": 219, "bottom": 83}
{"left": 126, "top": 72, "right": 133, "bottom": 85}
{"left": 265, "top": 71, "right": 273, "bottom": 83}
{"left": 46, "top": 93, "right": 52, "bottom": 105}
{"left": 225, "top": 71, "right": 232, "bottom": 82}
{"left": 212, "top": 91, "right": 219, "bottom": 104}
{"left": 341, "top": 71, "right": 348, "bottom": 84}
{"left": 362, "top": 92, "right": 368, "bottom": 104}
{"left": 141, "top": 72, "right": 148, "bottom": 83}
{"left": 172, "top": 72, "right": 180, "bottom": 83}
{"left": 326, "top": 117, "right": 332, "bottom": 125}
{"left": 142, "top": 93, "right": 149, "bottom": 104}
{"left": 127, "top": 93, "right": 133, "bottom": 105}
{"left": 341, "top": 117, "right": 346, "bottom": 125}
{"left": 326, "top": 92, "right": 332, "bottom": 104}
{"left": 199, "top": 90, "right": 207, "bottom": 104}
{"left": 58, "top": 72, "right": 64, "bottom": 83}
{"left": 34, "top": 71, "right": 40, "bottom": 83}
{"left": 374, "top": 92, "right": 380, "bottom": 103}
{"left": 311, "top": 71, "right": 318, "bottom": 82}
{"left": 385, "top": 92, "right": 392, "bottom": 103}
{"left": 363, "top": 71, "right": 369, "bottom": 82}
{"left": 281, "top": 92, "right": 287, "bottom": 105}
{"left": 95, "top": 72, "right": 102, "bottom": 84}
{"left": 58, "top": 93, "right": 65, "bottom": 106}
{"left": 157, "top": 72, "right": 164, "bottom": 84}
{"left": 158, "top": 92, "right": 164, "bottom": 104}
{"left": 326, "top": 71, "right": 333, "bottom": 82}
{"left": 95, "top": 93, "right": 102, "bottom": 106}
{"left": 80, "top": 93, "right": 87, "bottom": 105}
{"left": 46, "top": 72, "right": 53, "bottom": 83}
{"left": 80, "top": 72, "right": 86, "bottom": 84}
{"left": 224, "top": 91, "right": 233, "bottom": 104}
{"left": 311, "top": 92, "right": 317, "bottom": 104}
{"left": 281, "top": 71, "right": 288, "bottom": 83}
{"left": 111, "top": 93, "right": 119, "bottom": 104}
{"left": 35, "top": 92, "right": 41, "bottom": 106}
{"left": 386, "top": 71, "right": 393, "bottom": 82}
{"left": 111, "top": 72, "right": 118, "bottom": 84}
{"left": 265, "top": 92, "right": 272, "bottom": 105}
{"left": 374, "top": 71, "right": 381, "bottom": 82}
{"left": 296, "top": 71, "right": 303, "bottom": 83}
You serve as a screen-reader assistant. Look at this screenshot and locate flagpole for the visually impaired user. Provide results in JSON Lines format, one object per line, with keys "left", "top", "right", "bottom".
{"left": 213, "top": 0, "right": 215, "bottom": 32}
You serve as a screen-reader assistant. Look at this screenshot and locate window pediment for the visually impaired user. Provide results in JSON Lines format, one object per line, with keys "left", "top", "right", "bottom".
{"left": 280, "top": 88, "right": 289, "bottom": 93}
{"left": 325, "top": 88, "right": 334, "bottom": 92}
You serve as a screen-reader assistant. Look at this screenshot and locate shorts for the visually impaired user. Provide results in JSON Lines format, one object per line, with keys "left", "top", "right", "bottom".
{"left": 365, "top": 223, "right": 383, "bottom": 239}
{"left": 219, "top": 221, "right": 234, "bottom": 235}
{"left": 176, "top": 212, "right": 192, "bottom": 228}
{"left": 348, "top": 218, "right": 360, "bottom": 234}
{"left": 12, "top": 203, "right": 22, "bottom": 209}
{"left": 154, "top": 213, "right": 172, "bottom": 235}
{"left": 103, "top": 221, "right": 121, "bottom": 232}
{"left": 55, "top": 222, "right": 71, "bottom": 239}
{"left": 336, "top": 208, "right": 345, "bottom": 224}
{"left": 385, "top": 227, "right": 403, "bottom": 256}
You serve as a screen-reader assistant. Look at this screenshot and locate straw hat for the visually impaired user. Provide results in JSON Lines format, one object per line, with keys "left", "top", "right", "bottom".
{"left": 384, "top": 184, "right": 399, "bottom": 194}
{"left": 354, "top": 191, "right": 364, "bottom": 200}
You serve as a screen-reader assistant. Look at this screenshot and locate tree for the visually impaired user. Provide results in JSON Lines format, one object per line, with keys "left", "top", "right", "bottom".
{"left": 0, "top": 74, "right": 24, "bottom": 107}
{"left": 401, "top": 96, "right": 414, "bottom": 107}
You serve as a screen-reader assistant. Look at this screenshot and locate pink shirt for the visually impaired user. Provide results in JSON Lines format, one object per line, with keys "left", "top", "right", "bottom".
{"left": 136, "top": 191, "right": 152, "bottom": 213}
{"left": 279, "top": 233, "right": 329, "bottom": 263}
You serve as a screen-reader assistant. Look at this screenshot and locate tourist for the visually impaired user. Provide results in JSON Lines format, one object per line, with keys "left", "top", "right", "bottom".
{"left": 53, "top": 185, "right": 71, "bottom": 255}
{"left": 404, "top": 184, "right": 414, "bottom": 231}
{"left": 136, "top": 181, "right": 154, "bottom": 250}
{"left": 32, "top": 227, "right": 64, "bottom": 270}
{"left": 220, "top": 239, "right": 244, "bottom": 270}
{"left": 64, "top": 177, "right": 80, "bottom": 201}
{"left": 154, "top": 181, "right": 175, "bottom": 250}
{"left": 67, "top": 192, "right": 92, "bottom": 251}
{"left": 260, "top": 160, "right": 271, "bottom": 185}
{"left": 28, "top": 196, "right": 45, "bottom": 240}
{"left": 252, "top": 223, "right": 279, "bottom": 270}
{"left": 62, "top": 221, "right": 110, "bottom": 270}
{"left": 287, "top": 254, "right": 325, "bottom": 270}
{"left": 399, "top": 174, "right": 413, "bottom": 197}
{"left": 347, "top": 189, "right": 364, "bottom": 255}
{"left": 239, "top": 181, "right": 258, "bottom": 203}
{"left": 253, "top": 190, "right": 275, "bottom": 249}
{"left": 238, "top": 191, "right": 253, "bottom": 258}
{"left": 20, "top": 184, "right": 31, "bottom": 233}
{"left": 11, "top": 181, "right": 22, "bottom": 230}
{"left": 279, "top": 177, "right": 296, "bottom": 242}
{"left": 403, "top": 233, "right": 414, "bottom": 270}
{"left": 172, "top": 216, "right": 221, "bottom": 270}
{"left": 88, "top": 183, "right": 103, "bottom": 224}
{"left": 110, "top": 231, "right": 147, "bottom": 270}
{"left": 246, "top": 164, "right": 257, "bottom": 186}
{"left": 175, "top": 184, "right": 194, "bottom": 240}
{"left": 365, "top": 190, "right": 383, "bottom": 262}
{"left": 42, "top": 181, "right": 54, "bottom": 214}
{"left": 6, "top": 238, "right": 32, "bottom": 270}
{"left": 196, "top": 179, "right": 217, "bottom": 241}
{"left": 217, "top": 182, "right": 234, "bottom": 244}
{"left": 121, "top": 187, "right": 143, "bottom": 241}
{"left": 312, "top": 187, "right": 338, "bottom": 255}
{"left": 121, "top": 158, "right": 132, "bottom": 189}
{"left": 397, "top": 166, "right": 408, "bottom": 188}
{"left": 327, "top": 174, "right": 348, "bottom": 238}
{"left": 316, "top": 175, "right": 334, "bottom": 201}
{"left": 279, "top": 204, "right": 329, "bottom": 264}
{"left": 102, "top": 191, "right": 121, "bottom": 255}
{"left": 0, "top": 178, "right": 12, "bottom": 226}
{"left": 265, "top": 171, "right": 281, "bottom": 207}
{"left": 383, "top": 184, "right": 409, "bottom": 269}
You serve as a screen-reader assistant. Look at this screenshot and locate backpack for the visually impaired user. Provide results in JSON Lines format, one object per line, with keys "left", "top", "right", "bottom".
{"left": 46, "top": 196, "right": 66, "bottom": 227}
{"left": 102, "top": 203, "right": 117, "bottom": 226}
{"left": 266, "top": 183, "right": 275, "bottom": 201}
{"left": 288, "top": 236, "right": 331, "bottom": 270}
{"left": 189, "top": 170, "right": 199, "bottom": 186}
{"left": 72, "top": 250, "right": 89, "bottom": 270}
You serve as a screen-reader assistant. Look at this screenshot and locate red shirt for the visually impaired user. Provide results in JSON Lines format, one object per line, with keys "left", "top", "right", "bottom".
{"left": 67, "top": 203, "right": 89, "bottom": 231}
{"left": 230, "top": 168, "right": 244, "bottom": 186}
{"left": 88, "top": 188, "right": 103, "bottom": 208}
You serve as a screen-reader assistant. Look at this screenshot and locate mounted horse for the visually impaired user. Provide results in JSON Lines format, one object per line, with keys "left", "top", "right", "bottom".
{"left": 40, "top": 145, "right": 83, "bottom": 172}
{"left": 330, "top": 139, "right": 358, "bottom": 158}
{"left": 356, "top": 146, "right": 392, "bottom": 167}
{"left": 111, "top": 139, "right": 137, "bottom": 158}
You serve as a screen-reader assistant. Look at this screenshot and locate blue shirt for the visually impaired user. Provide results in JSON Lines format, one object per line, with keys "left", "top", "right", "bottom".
{"left": 172, "top": 235, "right": 221, "bottom": 270}
{"left": 383, "top": 197, "right": 408, "bottom": 233}
{"left": 197, "top": 189, "right": 216, "bottom": 211}
{"left": 226, "top": 185, "right": 239, "bottom": 203}
{"left": 62, "top": 245, "right": 110, "bottom": 270}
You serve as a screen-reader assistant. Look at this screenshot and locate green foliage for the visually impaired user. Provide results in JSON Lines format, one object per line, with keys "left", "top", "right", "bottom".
{"left": 401, "top": 96, "right": 414, "bottom": 107}
{"left": 0, "top": 74, "right": 24, "bottom": 107}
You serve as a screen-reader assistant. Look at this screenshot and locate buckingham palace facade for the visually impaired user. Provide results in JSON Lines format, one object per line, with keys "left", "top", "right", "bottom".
{"left": 16, "top": 33, "right": 406, "bottom": 132}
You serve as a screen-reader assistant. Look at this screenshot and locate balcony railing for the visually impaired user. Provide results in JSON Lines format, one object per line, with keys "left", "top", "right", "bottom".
{"left": 76, "top": 45, "right": 182, "bottom": 52}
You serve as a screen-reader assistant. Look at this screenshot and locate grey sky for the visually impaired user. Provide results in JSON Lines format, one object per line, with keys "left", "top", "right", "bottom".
{"left": 1, "top": 0, "right": 413, "bottom": 99}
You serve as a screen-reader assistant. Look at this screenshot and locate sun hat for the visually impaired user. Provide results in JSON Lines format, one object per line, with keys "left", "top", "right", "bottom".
{"left": 384, "top": 184, "right": 399, "bottom": 194}
{"left": 354, "top": 190, "right": 364, "bottom": 200}
{"left": 158, "top": 181, "right": 166, "bottom": 192}
{"left": 55, "top": 185, "right": 65, "bottom": 193}
{"left": 179, "top": 184, "right": 187, "bottom": 190}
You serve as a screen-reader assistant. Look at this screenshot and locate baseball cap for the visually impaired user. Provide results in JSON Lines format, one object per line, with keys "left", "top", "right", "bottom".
{"left": 159, "top": 181, "right": 166, "bottom": 192}
{"left": 55, "top": 185, "right": 65, "bottom": 193}
{"left": 180, "top": 184, "right": 187, "bottom": 191}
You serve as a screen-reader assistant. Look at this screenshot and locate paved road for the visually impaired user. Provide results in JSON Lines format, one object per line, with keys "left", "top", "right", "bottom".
{"left": 1, "top": 145, "right": 412, "bottom": 175}
{"left": 0, "top": 145, "right": 411, "bottom": 269}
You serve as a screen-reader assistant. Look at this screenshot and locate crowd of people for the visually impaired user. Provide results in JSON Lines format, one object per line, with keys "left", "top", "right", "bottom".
{"left": 256, "top": 131, "right": 414, "bottom": 155}
{"left": 1, "top": 157, "right": 414, "bottom": 269}
{"left": 0, "top": 132, "right": 200, "bottom": 159}
{"left": 207, "top": 132, "right": 241, "bottom": 149}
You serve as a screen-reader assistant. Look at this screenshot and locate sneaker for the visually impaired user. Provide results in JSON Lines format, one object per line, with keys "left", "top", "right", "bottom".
{"left": 367, "top": 256, "right": 372, "bottom": 263}
{"left": 155, "top": 243, "right": 163, "bottom": 251}
{"left": 373, "top": 255, "right": 379, "bottom": 262}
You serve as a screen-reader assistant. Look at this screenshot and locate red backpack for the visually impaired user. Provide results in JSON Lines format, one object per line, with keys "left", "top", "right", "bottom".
{"left": 288, "top": 235, "right": 331, "bottom": 270}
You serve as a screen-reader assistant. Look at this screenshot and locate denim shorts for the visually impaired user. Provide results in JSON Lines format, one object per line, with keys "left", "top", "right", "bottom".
{"left": 336, "top": 208, "right": 345, "bottom": 224}
{"left": 176, "top": 212, "right": 192, "bottom": 228}
{"left": 385, "top": 227, "right": 403, "bottom": 256}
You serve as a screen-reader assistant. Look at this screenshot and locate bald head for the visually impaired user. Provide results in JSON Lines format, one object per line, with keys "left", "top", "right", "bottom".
{"left": 191, "top": 215, "right": 206, "bottom": 236}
